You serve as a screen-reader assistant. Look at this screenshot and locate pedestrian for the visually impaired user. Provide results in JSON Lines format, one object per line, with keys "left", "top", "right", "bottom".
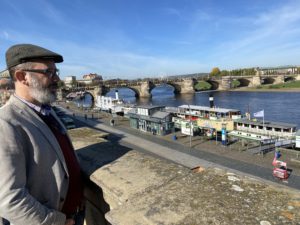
{"left": 110, "top": 118, "right": 115, "bottom": 126}
{"left": 0, "top": 44, "right": 84, "bottom": 225}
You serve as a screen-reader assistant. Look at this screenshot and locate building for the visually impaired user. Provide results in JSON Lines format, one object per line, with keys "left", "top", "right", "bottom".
{"left": 64, "top": 76, "right": 76, "bottom": 88}
{"left": 127, "top": 105, "right": 174, "bottom": 135}
{"left": 81, "top": 73, "right": 103, "bottom": 85}
{"left": 260, "top": 66, "right": 299, "bottom": 75}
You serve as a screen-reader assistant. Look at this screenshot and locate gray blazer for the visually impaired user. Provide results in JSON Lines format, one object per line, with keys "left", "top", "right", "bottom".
{"left": 0, "top": 95, "right": 70, "bottom": 225}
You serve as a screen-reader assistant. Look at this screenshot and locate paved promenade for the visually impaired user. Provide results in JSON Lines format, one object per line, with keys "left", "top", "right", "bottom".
{"left": 59, "top": 103, "right": 300, "bottom": 190}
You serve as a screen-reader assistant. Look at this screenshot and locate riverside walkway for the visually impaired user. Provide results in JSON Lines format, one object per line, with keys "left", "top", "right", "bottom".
{"left": 59, "top": 104, "right": 300, "bottom": 191}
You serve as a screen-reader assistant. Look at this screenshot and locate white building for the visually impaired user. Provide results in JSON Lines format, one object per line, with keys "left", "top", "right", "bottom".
{"left": 64, "top": 76, "right": 76, "bottom": 88}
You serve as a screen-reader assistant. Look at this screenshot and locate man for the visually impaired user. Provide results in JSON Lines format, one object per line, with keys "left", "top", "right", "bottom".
{"left": 0, "top": 44, "right": 84, "bottom": 225}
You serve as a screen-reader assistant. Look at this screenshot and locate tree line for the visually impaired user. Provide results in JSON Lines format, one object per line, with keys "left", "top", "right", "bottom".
{"left": 210, "top": 67, "right": 257, "bottom": 77}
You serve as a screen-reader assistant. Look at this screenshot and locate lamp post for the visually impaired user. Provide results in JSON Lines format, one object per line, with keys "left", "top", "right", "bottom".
{"left": 188, "top": 104, "right": 192, "bottom": 148}
{"left": 221, "top": 123, "right": 227, "bottom": 146}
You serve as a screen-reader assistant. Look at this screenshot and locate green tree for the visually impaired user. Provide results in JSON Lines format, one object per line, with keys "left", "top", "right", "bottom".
{"left": 57, "top": 80, "right": 65, "bottom": 88}
{"left": 210, "top": 67, "right": 221, "bottom": 77}
{"left": 220, "top": 70, "right": 229, "bottom": 76}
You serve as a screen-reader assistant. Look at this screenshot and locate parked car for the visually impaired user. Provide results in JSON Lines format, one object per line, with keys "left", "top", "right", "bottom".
{"left": 60, "top": 116, "right": 76, "bottom": 129}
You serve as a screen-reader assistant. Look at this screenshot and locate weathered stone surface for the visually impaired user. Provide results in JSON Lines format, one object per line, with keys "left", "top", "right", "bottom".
{"left": 90, "top": 150, "right": 186, "bottom": 210}
{"left": 249, "top": 75, "right": 262, "bottom": 87}
{"left": 69, "top": 127, "right": 300, "bottom": 225}
{"left": 140, "top": 81, "right": 152, "bottom": 98}
{"left": 106, "top": 167, "right": 300, "bottom": 225}
{"left": 180, "top": 79, "right": 195, "bottom": 94}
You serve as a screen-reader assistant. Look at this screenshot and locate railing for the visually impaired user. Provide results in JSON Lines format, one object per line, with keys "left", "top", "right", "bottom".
{"left": 237, "top": 126, "right": 295, "bottom": 138}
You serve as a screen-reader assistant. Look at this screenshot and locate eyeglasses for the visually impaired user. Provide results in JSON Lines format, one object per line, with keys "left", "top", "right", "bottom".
{"left": 22, "top": 68, "right": 60, "bottom": 78}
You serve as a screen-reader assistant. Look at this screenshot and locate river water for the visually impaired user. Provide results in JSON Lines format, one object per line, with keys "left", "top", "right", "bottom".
{"left": 104, "top": 85, "right": 300, "bottom": 128}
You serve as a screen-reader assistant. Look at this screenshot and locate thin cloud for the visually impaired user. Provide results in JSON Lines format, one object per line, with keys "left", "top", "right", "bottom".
{"left": 211, "top": 1, "right": 300, "bottom": 67}
{"left": 1, "top": 31, "right": 10, "bottom": 40}
{"left": 163, "top": 7, "right": 182, "bottom": 18}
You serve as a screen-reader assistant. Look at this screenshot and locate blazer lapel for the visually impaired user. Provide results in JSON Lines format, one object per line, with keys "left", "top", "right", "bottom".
{"left": 9, "top": 96, "right": 69, "bottom": 175}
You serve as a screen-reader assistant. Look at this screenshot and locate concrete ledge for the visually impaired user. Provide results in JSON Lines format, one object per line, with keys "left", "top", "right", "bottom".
{"left": 69, "top": 127, "right": 300, "bottom": 225}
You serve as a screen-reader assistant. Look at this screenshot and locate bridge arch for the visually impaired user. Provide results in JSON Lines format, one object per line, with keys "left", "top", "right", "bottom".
{"left": 106, "top": 87, "right": 139, "bottom": 98}
{"left": 206, "top": 80, "right": 219, "bottom": 90}
{"left": 164, "top": 82, "right": 181, "bottom": 94}
{"left": 284, "top": 76, "right": 296, "bottom": 82}
{"left": 235, "top": 78, "right": 251, "bottom": 87}
{"left": 262, "top": 77, "right": 275, "bottom": 85}
{"left": 149, "top": 83, "right": 179, "bottom": 96}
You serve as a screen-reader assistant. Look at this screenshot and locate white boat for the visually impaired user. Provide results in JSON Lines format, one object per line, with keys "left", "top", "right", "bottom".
{"left": 95, "top": 90, "right": 135, "bottom": 115}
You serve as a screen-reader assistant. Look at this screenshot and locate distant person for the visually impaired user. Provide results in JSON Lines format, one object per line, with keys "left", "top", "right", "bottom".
{"left": 110, "top": 118, "right": 115, "bottom": 126}
{"left": 0, "top": 44, "right": 84, "bottom": 225}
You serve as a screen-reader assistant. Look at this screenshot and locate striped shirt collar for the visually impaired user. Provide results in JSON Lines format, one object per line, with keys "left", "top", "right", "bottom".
{"left": 14, "top": 94, "right": 52, "bottom": 116}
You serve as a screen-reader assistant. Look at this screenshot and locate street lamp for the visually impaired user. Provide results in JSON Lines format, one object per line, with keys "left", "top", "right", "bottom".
{"left": 188, "top": 104, "right": 192, "bottom": 148}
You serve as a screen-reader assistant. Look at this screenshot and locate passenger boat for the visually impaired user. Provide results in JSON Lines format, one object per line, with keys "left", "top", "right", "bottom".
{"left": 95, "top": 90, "right": 135, "bottom": 115}
{"left": 228, "top": 119, "right": 297, "bottom": 145}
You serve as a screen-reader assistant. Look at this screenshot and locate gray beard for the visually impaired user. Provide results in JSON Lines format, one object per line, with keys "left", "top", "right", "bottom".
{"left": 28, "top": 75, "right": 57, "bottom": 104}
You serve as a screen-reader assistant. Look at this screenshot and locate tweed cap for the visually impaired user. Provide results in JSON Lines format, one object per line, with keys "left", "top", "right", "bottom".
{"left": 5, "top": 44, "right": 63, "bottom": 69}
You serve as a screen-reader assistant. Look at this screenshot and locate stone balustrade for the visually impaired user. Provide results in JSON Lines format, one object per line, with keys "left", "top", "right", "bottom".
{"left": 68, "top": 127, "right": 300, "bottom": 225}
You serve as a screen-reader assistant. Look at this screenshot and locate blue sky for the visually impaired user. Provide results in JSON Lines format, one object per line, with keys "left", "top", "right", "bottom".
{"left": 1, "top": 0, "right": 300, "bottom": 79}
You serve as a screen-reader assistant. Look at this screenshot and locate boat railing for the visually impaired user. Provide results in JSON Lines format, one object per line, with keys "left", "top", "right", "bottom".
{"left": 237, "top": 127, "right": 296, "bottom": 138}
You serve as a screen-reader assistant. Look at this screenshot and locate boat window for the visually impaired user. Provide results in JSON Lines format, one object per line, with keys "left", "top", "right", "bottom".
{"left": 274, "top": 127, "right": 281, "bottom": 132}
{"left": 266, "top": 127, "right": 272, "bottom": 131}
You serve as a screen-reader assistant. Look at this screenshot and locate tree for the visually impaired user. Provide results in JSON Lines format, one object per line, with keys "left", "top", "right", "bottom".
{"left": 57, "top": 80, "right": 65, "bottom": 88}
{"left": 220, "top": 70, "right": 229, "bottom": 76}
{"left": 210, "top": 67, "right": 221, "bottom": 77}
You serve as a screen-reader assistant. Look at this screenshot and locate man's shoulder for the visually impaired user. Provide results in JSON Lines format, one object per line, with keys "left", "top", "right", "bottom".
{"left": 0, "top": 101, "right": 15, "bottom": 119}
{"left": 0, "top": 96, "right": 29, "bottom": 122}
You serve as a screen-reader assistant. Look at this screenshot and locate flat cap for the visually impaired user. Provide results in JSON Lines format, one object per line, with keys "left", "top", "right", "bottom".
{"left": 5, "top": 44, "right": 63, "bottom": 69}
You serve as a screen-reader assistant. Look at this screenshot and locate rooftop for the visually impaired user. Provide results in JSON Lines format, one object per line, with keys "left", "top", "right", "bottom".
{"left": 236, "top": 118, "right": 297, "bottom": 129}
{"left": 179, "top": 104, "right": 241, "bottom": 114}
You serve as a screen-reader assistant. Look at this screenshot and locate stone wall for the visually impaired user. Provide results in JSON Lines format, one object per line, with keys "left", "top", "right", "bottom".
{"left": 69, "top": 127, "right": 300, "bottom": 225}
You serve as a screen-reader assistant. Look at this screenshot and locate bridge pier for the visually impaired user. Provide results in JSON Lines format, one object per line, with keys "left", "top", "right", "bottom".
{"left": 179, "top": 79, "right": 195, "bottom": 94}
{"left": 249, "top": 75, "right": 261, "bottom": 87}
{"left": 219, "top": 76, "right": 232, "bottom": 90}
{"left": 274, "top": 75, "right": 285, "bottom": 84}
{"left": 139, "top": 81, "right": 154, "bottom": 98}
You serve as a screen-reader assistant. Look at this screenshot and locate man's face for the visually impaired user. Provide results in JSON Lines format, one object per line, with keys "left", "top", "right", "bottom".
{"left": 27, "top": 61, "right": 60, "bottom": 104}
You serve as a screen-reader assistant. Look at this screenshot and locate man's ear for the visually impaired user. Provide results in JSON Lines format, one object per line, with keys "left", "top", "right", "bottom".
{"left": 15, "top": 70, "right": 28, "bottom": 85}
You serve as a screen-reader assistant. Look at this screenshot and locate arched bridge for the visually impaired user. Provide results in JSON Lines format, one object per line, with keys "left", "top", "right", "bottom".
{"left": 97, "top": 79, "right": 196, "bottom": 98}
{"left": 60, "top": 73, "right": 300, "bottom": 101}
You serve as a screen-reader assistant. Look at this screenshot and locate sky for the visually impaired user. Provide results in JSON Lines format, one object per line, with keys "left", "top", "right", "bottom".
{"left": 1, "top": 0, "right": 300, "bottom": 80}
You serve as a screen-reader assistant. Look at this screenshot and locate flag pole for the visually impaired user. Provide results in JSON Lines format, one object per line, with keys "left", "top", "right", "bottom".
{"left": 263, "top": 110, "right": 264, "bottom": 127}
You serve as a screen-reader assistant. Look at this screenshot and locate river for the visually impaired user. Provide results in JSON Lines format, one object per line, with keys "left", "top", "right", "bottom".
{"left": 104, "top": 85, "right": 300, "bottom": 128}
